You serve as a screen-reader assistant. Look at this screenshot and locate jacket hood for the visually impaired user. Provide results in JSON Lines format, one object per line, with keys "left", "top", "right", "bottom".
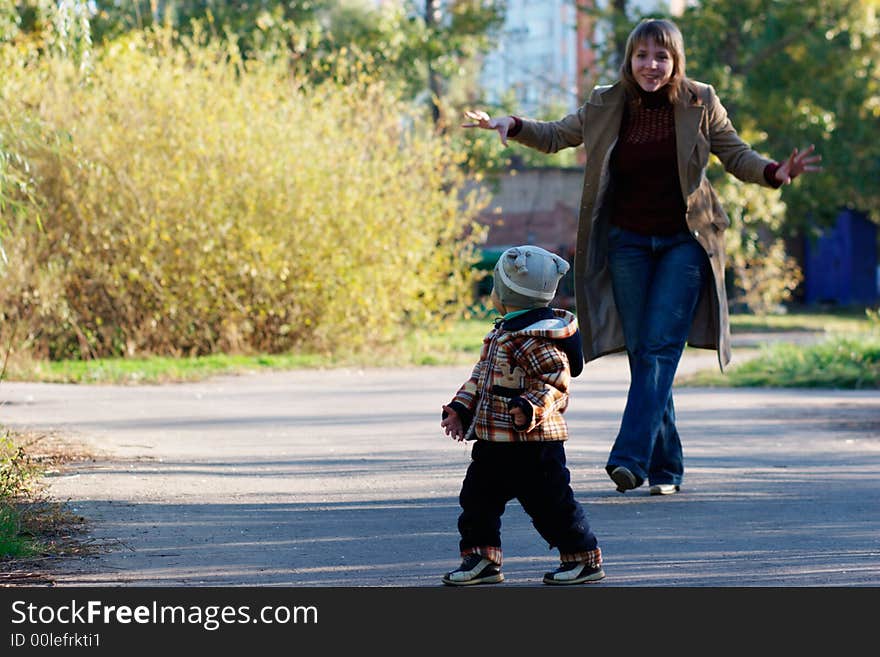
{"left": 501, "top": 307, "right": 584, "bottom": 377}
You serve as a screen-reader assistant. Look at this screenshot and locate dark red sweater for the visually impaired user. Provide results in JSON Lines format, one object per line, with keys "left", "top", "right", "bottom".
{"left": 609, "top": 88, "right": 686, "bottom": 235}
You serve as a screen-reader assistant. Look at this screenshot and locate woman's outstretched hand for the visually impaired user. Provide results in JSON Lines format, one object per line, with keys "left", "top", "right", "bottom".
{"left": 461, "top": 110, "right": 516, "bottom": 146}
{"left": 775, "top": 144, "right": 823, "bottom": 185}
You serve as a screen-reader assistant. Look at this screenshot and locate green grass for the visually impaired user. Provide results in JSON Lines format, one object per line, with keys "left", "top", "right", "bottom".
{"left": 683, "top": 307, "right": 879, "bottom": 389}
{"left": 403, "top": 315, "right": 498, "bottom": 366}
{"left": 682, "top": 333, "right": 880, "bottom": 389}
{"left": 9, "top": 353, "right": 331, "bottom": 385}
{"left": 0, "top": 432, "right": 90, "bottom": 566}
{"left": 0, "top": 506, "right": 38, "bottom": 559}
{"left": 1, "top": 309, "right": 875, "bottom": 386}
{"left": 4, "top": 339, "right": 486, "bottom": 385}
{"left": 728, "top": 308, "right": 871, "bottom": 334}
{"left": 0, "top": 434, "right": 39, "bottom": 560}
{"left": 3, "top": 312, "right": 504, "bottom": 383}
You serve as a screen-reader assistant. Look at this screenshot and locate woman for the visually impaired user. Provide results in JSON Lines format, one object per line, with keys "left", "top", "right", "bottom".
{"left": 462, "top": 18, "right": 821, "bottom": 495}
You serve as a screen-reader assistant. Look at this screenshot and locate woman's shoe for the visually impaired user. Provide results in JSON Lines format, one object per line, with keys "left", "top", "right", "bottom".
{"left": 610, "top": 466, "right": 638, "bottom": 493}
{"left": 649, "top": 484, "right": 680, "bottom": 496}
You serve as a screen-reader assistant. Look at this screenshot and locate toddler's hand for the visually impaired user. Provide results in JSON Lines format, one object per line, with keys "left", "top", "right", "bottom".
{"left": 441, "top": 405, "right": 465, "bottom": 441}
{"left": 509, "top": 406, "right": 527, "bottom": 428}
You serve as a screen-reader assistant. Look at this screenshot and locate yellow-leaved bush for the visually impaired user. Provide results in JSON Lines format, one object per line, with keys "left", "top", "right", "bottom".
{"left": 713, "top": 173, "right": 803, "bottom": 315}
{"left": 0, "top": 29, "right": 487, "bottom": 359}
{"left": 706, "top": 118, "right": 803, "bottom": 316}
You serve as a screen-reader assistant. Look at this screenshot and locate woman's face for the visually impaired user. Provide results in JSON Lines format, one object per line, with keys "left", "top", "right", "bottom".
{"left": 631, "top": 38, "right": 673, "bottom": 92}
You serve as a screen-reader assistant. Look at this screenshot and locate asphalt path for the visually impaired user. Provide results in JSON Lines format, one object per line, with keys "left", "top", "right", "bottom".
{"left": 1, "top": 342, "right": 878, "bottom": 587}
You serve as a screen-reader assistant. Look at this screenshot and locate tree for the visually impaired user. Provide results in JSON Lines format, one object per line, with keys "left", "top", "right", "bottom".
{"left": 21, "top": 1, "right": 506, "bottom": 129}
{"left": 679, "top": 0, "right": 879, "bottom": 309}
{"left": 678, "top": 0, "right": 880, "bottom": 229}
{"left": 0, "top": 26, "right": 489, "bottom": 358}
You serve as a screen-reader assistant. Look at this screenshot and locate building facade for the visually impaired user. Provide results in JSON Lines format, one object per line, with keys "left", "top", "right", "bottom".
{"left": 480, "top": 0, "right": 687, "bottom": 116}
{"left": 479, "top": 0, "right": 582, "bottom": 117}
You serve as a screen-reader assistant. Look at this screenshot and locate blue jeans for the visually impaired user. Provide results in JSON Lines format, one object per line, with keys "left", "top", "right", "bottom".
{"left": 605, "top": 225, "right": 709, "bottom": 487}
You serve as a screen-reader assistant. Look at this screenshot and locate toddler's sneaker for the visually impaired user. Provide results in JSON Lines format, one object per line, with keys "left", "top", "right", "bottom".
{"left": 543, "top": 561, "right": 605, "bottom": 585}
{"left": 441, "top": 554, "right": 503, "bottom": 586}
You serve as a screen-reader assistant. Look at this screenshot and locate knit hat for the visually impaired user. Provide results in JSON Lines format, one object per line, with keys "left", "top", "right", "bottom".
{"left": 492, "top": 245, "right": 570, "bottom": 309}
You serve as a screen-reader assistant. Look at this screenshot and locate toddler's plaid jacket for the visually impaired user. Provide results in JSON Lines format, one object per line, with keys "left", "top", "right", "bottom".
{"left": 446, "top": 307, "right": 584, "bottom": 443}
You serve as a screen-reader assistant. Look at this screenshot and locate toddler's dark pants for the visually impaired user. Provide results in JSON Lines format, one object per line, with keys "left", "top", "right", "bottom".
{"left": 457, "top": 440, "right": 599, "bottom": 559}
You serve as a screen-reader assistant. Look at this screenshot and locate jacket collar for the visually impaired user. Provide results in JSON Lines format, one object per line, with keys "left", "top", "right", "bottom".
{"left": 498, "top": 306, "right": 555, "bottom": 331}
{"left": 590, "top": 80, "right": 704, "bottom": 107}
{"left": 590, "top": 81, "right": 705, "bottom": 202}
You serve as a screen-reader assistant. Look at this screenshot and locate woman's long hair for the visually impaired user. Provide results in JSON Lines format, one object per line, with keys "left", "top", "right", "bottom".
{"left": 620, "top": 18, "right": 690, "bottom": 105}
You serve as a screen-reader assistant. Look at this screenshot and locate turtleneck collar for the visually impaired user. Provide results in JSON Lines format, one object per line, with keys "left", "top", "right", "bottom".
{"left": 637, "top": 85, "right": 671, "bottom": 109}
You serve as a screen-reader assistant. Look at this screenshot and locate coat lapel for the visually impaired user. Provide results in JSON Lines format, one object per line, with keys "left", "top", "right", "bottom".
{"left": 585, "top": 84, "right": 624, "bottom": 153}
{"left": 674, "top": 100, "right": 704, "bottom": 202}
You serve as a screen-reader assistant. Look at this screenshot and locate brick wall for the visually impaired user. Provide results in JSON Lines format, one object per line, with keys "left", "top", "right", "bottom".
{"left": 468, "top": 167, "right": 584, "bottom": 307}
{"left": 473, "top": 167, "right": 583, "bottom": 257}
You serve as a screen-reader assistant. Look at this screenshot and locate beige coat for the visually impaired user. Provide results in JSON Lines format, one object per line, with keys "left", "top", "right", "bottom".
{"left": 512, "top": 80, "right": 776, "bottom": 371}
